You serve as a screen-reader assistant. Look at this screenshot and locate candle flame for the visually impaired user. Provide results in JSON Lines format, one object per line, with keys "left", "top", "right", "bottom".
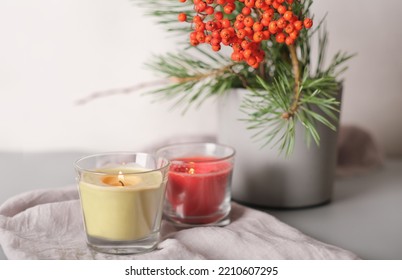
{"left": 118, "top": 171, "right": 125, "bottom": 186}
{"left": 188, "top": 162, "right": 195, "bottom": 175}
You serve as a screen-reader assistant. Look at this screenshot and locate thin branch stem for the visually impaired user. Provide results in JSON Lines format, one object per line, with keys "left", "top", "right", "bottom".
{"left": 288, "top": 44, "right": 301, "bottom": 117}
{"left": 171, "top": 63, "right": 236, "bottom": 83}
{"left": 75, "top": 63, "right": 235, "bottom": 105}
{"left": 75, "top": 80, "right": 167, "bottom": 105}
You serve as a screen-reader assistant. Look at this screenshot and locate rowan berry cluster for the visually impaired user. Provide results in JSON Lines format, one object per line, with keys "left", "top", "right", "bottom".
{"left": 178, "top": 0, "right": 313, "bottom": 68}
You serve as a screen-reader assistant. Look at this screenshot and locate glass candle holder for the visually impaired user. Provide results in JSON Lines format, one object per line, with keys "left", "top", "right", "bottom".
{"left": 74, "top": 152, "right": 169, "bottom": 254}
{"left": 156, "top": 143, "right": 235, "bottom": 227}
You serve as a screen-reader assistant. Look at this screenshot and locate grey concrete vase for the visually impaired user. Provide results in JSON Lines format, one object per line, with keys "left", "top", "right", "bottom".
{"left": 217, "top": 88, "right": 342, "bottom": 208}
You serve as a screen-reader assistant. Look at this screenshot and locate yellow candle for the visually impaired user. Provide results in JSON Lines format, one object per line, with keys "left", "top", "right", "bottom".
{"left": 78, "top": 167, "right": 166, "bottom": 241}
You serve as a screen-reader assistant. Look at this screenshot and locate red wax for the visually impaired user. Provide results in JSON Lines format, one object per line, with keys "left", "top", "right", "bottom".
{"left": 166, "top": 156, "right": 232, "bottom": 224}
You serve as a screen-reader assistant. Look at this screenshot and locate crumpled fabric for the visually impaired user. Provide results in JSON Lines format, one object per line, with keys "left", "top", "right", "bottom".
{"left": 0, "top": 186, "right": 358, "bottom": 260}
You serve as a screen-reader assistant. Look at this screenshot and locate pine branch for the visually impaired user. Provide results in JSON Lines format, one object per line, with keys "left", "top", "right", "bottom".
{"left": 242, "top": 63, "right": 341, "bottom": 154}
{"left": 146, "top": 50, "right": 239, "bottom": 111}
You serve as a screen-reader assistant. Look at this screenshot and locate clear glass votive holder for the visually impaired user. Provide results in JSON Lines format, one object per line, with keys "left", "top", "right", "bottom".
{"left": 156, "top": 143, "right": 235, "bottom": 227}
{"left": 74, "top": 152, "right": 169, "bottom": 254}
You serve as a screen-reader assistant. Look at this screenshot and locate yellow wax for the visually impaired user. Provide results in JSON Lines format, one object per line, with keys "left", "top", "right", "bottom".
{"left": 78, "top": 167, "right": 165, "bottom": 241}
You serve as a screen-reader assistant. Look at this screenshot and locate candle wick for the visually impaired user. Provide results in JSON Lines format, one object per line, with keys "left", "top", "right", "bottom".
{"left": 119, "top": 180, "right": 125, "bottom": 186}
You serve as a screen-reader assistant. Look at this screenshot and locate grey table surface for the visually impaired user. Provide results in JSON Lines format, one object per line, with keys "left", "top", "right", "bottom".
{"left": 0, "top": 151, "right": 401, "bottom": 260}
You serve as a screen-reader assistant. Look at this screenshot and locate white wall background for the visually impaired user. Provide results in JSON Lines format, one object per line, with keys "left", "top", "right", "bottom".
{"left": 1, "top": 0, "right": 401, "bottom": 155}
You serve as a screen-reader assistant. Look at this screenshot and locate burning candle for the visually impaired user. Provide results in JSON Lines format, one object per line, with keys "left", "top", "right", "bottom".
{"left": 167, "top": 157, "right": 232, "bottom": 223}
{"left": 75, "top": 153, "right": 169, "bottom": 254}
{"left": 79, "top": 167, "right": 164, "bottom": 241}
{"left": 156, "top": 143, "right": 235, "bottom": 226}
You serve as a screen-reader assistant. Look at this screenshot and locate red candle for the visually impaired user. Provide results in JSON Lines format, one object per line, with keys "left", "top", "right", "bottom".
{"left": 166, "top": 156, "right": 233, "bottom": 224}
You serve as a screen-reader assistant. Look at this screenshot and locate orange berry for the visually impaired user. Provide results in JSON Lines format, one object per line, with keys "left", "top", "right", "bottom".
{"left": 266, "top": 8, "right": 275, "bottom": 16}
{"left": 205, "top": 6, "right": 214, "bottom": 15}
{"left": 272, "top": 1, "right": 280, "bottom": 9}
{"left": 212, "top": 45, "right": 221, "bottom": 51}
{"left": 245, "top": 0, "right": 255, "bottom": 8}
{"left": 253, "top": 31, "right": 264, "bottom": 42}
{"left": 290, "top": 15, "right": 298, "bottom": 23}
{"left": 277, "top": 5, "right": 287, "bottom": 14}
{"left": 179, "top": 0, "right": 187, "bottom": 2}
{"left": 285, "top": 36, "right": 294, "bottom": 45}
{"left": 212, "top": 30, "right": 221, "bottom": 38}
{"left": 285, "top": 23, "right": 294, "bottom": 34}
{"left": 243, "top": 49, "right": 252, "bottom": 59}
{"left": 234, "top": 20, "right": 245, "bottom": 30}
{"left": 247, "top": 56, "right": 257, "bottom": 66}
{"left": 195, "top": 22, "right": 205, "bottom": 32}
{"left": 263, "top": 30, "right": 271, "bottom": 39}
{"left": 284, "top": 11, "right": 293, "bottom": 21}
{"left": 236, "top": 14, "right": 245, "bottom": 21}
{"left": 242, "top": 7, "right": 252, "bottom": 15}
{"left": 262, "top": 12, "right": 272, "bottom": 21}
{"left": 290, "top": 30, "right": 299, "bottom": 39}
{"left": 229, "top": 27, "right": 236, "bottom": 36}
{"left": 220, "top": 28, "right": 231, "bottom": 40}
{"left": 236, "top": 29, "right": 247, "bottom": 39}
{"left": 224, "top": 4, "right": 235, "bottom": 14}
{"left": 190, "top": 39, "right": 199, "bottom": 46}
{"left": 221, "top": 19, "right": 231, "bottom": 28}
{"left": 205, "top": 21, "right": 215, "bottom": 31}
{"left": 277, "top": 17, "right": 287, "bottom": 28}
{"left": 269, "top": 21, "right": 279, "bottom": 34}
{"left": 244, "top": 26, "right": 253, "bottom": 36}
{"left": 193, "top": 15, "right": 202, "bottom": 23}
{"left": 215, "top": 12, "right": 223, "bottom": 20}
{"left": 261, "top": 18, "right": 270, "bottom": 26}
{"left": 178, "top": 13, "right": 187, "bottom": 22}
{"left": 253, "top": 22, "right": 264, "bottom": 32}
{"left": 190, "top": 31, "right": 197, "bottom": 40}
{"left": 231, "top": 52, "right": 243, "bottom": 61}
{"left": 251, "top": 62, "right": 260, "bottom": 69}
{"left": 255, "top": 0, "right": 266, "bottom": 9}
{"left": 294, "top": 20, "right": 303, "bottom": 31}
{"left": 232, "top": 42, "right": 242, "bottom": 52}
{"left": 196, "top": 32, "right": 206, "bottom": 43}
{"left": 195, "top": 2, "right": 207, "bottom": 13}
{"left": 244, "top": 16, "right": 254, "bottom": 27}
{"left": 276, "top": 32, "right": 286, "bottom": 43}
{"left": 241, "top": 40, "right": 251, "bottom": 50}
{"left": 211, "top": 38, "right": 221, "bottom": 45}
{"left": 304, "top": 18, "right": 313, "bottom": 29}
{"left": 222, "top": 38, "right": 231, "bottom": 46}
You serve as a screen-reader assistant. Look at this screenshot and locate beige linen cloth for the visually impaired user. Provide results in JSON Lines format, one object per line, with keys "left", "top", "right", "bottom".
{"left": 0, "top": 186, "right": 358, "bottom": 260}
